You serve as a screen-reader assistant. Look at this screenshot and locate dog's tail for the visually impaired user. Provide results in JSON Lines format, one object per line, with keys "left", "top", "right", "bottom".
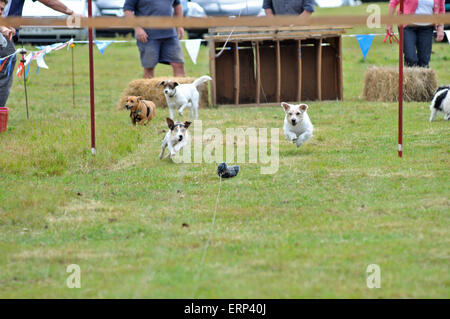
{"left": 193, "top": 75, "right": 212, "bottom": 88}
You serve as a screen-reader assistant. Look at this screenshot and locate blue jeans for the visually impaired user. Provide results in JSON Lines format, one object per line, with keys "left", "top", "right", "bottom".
{"left": 403, "top": 25, "right": 434, "bottom": 68}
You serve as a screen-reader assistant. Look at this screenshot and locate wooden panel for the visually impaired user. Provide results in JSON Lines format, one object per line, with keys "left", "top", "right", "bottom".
{"left": 276, "top": 40, "right": 281, "bottom": 103}
{"left": 213, "top": 34, "right": 343, "bottom": 105}
{"left": 259, "top": 41, "right": 277, "bottom": 103}
{"left": 233, "top": 42, "right": 240, "bottom": 105}
{"left": 320, "top": 36, "right": 342, "bottom": 101}
{"left": 209, "top": 40, "right": 216, "bottom": 106}
{"left": 256, "top": 41, "right": 261, "bottom": 104}
{"left": 297, "top": 39, "right": 302, "bottom": 102}
{"left": 300, "top": 42, "right": 317, "bottom": 101}
{"left": 238, "top": 44, "right": 256, "bottom": 104}
{"left": 321, "top": 45, "right": 338, "bottom": 100}
{"left": 316, "top": 38, "right": 322, "bottom": 101}
{"left": 280, "top": 40, "right": 299, "bottom": 103}
{"left": 215, "top": 44, "right": 234, "bottom": 104}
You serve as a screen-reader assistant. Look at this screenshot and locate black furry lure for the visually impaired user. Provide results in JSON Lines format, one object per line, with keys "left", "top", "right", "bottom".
{"left": 217, "top": 162, "right": 240, "bottom": 179}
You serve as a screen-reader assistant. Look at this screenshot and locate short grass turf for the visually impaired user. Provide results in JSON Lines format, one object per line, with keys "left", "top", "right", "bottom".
{"left": 0, "top": 3, "right": 449, "bottom": 298}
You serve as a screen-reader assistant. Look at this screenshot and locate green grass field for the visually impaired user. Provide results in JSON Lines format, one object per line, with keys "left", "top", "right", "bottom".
{"left": 0, "top": 3, "right": 449, "bottom": 298}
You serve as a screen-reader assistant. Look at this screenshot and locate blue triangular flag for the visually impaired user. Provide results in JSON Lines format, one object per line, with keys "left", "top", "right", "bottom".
{"left": 95, "top": 41, "right": 112, "bottom": 55}
{"left": 355, "top": 34, "right": 375, "bottom": 60}
{"left": 6, "top": 56, "right": 13, "bottom": 78}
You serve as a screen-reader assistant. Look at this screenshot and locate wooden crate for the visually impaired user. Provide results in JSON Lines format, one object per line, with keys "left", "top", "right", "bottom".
{"left": 207, "top": 26, "right": 348, "bottom": 105}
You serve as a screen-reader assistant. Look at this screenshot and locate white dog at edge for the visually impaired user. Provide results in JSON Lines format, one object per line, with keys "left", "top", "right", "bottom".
{"left": 281, "top": 102, "right": 314, "bottom": 148}
{"left": 429, "top": 85, "right": 450, "bottom": 122}
{"left": 160, "top": 75, "right": 212, "bottom": 120}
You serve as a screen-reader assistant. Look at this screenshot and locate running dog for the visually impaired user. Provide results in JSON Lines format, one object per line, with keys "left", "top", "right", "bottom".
{"left": 159, "top": 75, "right": 212, "bottom": 120}
{"left": 159, "top": 118, "right": 191, "bottom": 160}
{"left": 281, "top": 102, "right": 314, "bottom": 148}
{"left": 125, "top": 96, "right": 156, "bottom": 126}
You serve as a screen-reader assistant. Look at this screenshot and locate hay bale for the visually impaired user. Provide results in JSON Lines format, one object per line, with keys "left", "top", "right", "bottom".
{"left": 118, "top": 77, "right": 210, "bottom": 109}
{"left": 363, "top": 66, "right": 438, "bottom": 102}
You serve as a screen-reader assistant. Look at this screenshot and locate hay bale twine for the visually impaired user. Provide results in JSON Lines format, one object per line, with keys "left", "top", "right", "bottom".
{"left": 118, "top": 77, "right": 210, "bottom": 109}
{"left": 363, "top": 66, "right": 438, "bottom": 102}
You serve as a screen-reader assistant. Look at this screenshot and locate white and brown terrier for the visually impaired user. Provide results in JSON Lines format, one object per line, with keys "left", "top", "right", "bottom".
{"left": 281, "top": 102, "right": 314, "bottom": 148}
{"left": 159, "top": 75, "right": 212, "bottom": 120}
{"left": 159, "top": 118, "right": 191, "bottom": 160}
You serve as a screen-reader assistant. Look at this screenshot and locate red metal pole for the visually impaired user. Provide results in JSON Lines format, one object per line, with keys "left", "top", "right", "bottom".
{"left": 88, "top": 0, "right": 96, "bottom": 155}
{"left": 398, "top": 0, "right": 404, "bottom": 158}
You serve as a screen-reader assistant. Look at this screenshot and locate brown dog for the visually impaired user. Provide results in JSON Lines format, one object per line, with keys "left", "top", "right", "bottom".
{"left": 125, "top": 96, "right": 156, "bottom": 126}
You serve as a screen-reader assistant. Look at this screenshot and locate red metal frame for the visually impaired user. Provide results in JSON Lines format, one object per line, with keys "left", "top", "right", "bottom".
{"left": 88, "top": 0, "right": 96, "bottom": 155}
{"left": 398, "top": 0, "right": 404, "bottom": 157}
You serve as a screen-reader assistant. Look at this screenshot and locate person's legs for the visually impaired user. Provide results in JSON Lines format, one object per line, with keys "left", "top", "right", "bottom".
{"left": 159, "top": 37, "right": 185, "bottom": 77}
{"left": 143, "top": 68, "right": 154, "bottom": 78}
{"left": 403, "top": 26, "right": 419, "bottom": 67}
{"left": 0, "top": 40, "right": 17, "bottom": 107}
{"left": 416, "top": 26, "right": 434, "bottom": 68}
{"left": 137, "top": 39, "right": 160, "bottom": 79}
{"left": 170, "top": 62, "right": 185, "bottom": 77}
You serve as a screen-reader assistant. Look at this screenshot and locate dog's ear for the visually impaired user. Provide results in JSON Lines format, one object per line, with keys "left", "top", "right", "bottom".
{"left": 299, "top": 104, "right": 309, "bottom": 112}
{"left": 173, "top": 82, "right": 179, "bottom": 88}
{"left": 166, "top": 117, "right": 175, "bottom": 130}
{"left": 159, "top": 81, "right": 166, "bottom": 87}
{"left": 281, "top": 102, "right": 290, "bottom": 112}
{"left": 137, "top": 96, "right": 142, "bottom": 101}
{"left": 184, "top": 121, "right": 192, "bottom": 129}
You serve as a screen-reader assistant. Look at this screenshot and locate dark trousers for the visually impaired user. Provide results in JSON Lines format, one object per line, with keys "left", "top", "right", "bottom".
{"left": 403, "top": 25, "right": 434, "bottom": 68}
{"left": 0, "top": 40, "right": 17, "bottom": 107}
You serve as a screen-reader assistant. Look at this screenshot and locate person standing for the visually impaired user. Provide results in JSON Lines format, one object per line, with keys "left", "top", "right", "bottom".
{"left": 124, "top": 0, "right": 186, "bottom": 79}
{"left": 263, "top": 0, "right": 315, "bottom": 17}
{"left": 387, "top": 0, "right": 445, "bottom": 67}
{"left": 0, "top": 0, "right": 16, "bottom": 107}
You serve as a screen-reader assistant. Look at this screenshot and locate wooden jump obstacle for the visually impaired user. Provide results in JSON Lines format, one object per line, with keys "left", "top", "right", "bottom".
{"left": 207, "top": 26, "right": 350, "bottom": 106}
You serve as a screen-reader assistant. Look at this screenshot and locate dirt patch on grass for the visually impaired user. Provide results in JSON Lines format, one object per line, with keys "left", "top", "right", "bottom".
{"left": 328, "top": 168, "right": 435, "bottom": 178}
{"left": 47, "top": 199, "right": 120, "bottom": 224}
{"left": 11, "top": 248, "right": 116, "bottom": 261}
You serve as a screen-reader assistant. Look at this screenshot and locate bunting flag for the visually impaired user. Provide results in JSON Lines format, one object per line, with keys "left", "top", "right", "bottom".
{"left": 95, "top": 40, "right": 113, "bottom": 55}
{"left": 0, "top": 56, "right": 9, "bottom": 72}
{"left": 184, "top": 39, "right": 202, "bottom": 64}
{"left": 24, "top": 52, "right": 34, "bottom": 78}
{"left": 355, "top": 34, "right": 375, "bottom": 60}
{"left": 7, "top": 55, "right": 13, "bottom": 78}
{"left": 37, "top": 40, "right": 72, "bottom": 54}
{"left": 36, "top": 53, "right": 49, "bottom": 70}
{"left": 445, "top": 31, "right": 450, "bottom": 44}
{"left": 16, "top": 60, "right": 24, "bottom": 78}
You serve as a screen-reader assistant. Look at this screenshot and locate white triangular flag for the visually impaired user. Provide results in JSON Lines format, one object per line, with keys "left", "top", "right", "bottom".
{"left": 184, "top": 39, "right": 202, "bottom": 64}
{"left": 36, "top": 53, "right": 49, "bottom": 69}
{"left": 24, "top": 52, "right": 33, "bottom": 66}
{"left": 445, "top": 31, "right": 450, "bottom": 44}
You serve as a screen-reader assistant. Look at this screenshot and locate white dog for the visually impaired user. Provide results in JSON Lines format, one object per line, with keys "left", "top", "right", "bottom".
{"left": 159, "top": 118, "right": 191, "bottom": 160}
{"left": 160, "top": 75, "right": 212, "bottom": 120}
{"left": 281, "top": 102, "right": 313, "bottom": 148}
{"left": 429, "top": 86, "right": 450, "bottom": 122}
